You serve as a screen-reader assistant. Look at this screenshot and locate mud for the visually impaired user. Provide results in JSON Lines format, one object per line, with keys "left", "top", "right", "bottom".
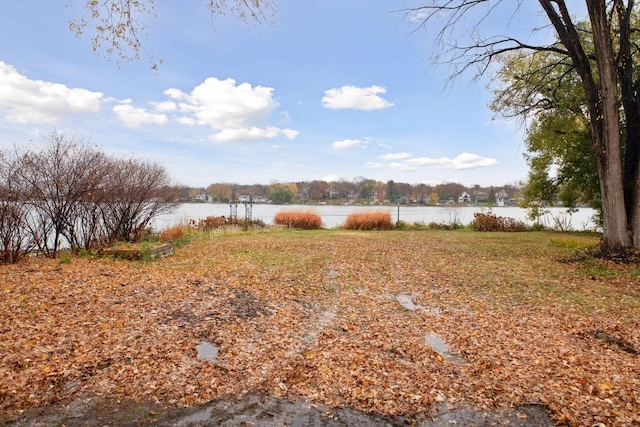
{"left": 5, "top": 392, "right": 555, "bottom": 426}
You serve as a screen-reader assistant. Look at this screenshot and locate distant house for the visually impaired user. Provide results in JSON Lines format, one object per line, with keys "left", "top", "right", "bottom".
{"left": 194, "top": 192, "right": 211, "bottom": 202}
{"left": 458, "top": 192, "right": 471, "bottom": 203}
{"left": 496, "top": 190, "right": 508, "bottom": 207}
{"left": 475, "top": 192, "right": 489, "bottom": 203}
{"left": 239, "top": 195, "right": 268, "bottom": 203}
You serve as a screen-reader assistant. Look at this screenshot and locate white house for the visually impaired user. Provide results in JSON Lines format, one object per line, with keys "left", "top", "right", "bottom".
{"left": 458, "top": 192, "right": 471, "bottom": 203}
{"left": 496, "top": 190, "right": 508, "bottom": 206}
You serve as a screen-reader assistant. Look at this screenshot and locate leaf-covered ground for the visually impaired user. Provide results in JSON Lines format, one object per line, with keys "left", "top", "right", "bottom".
{"left": 1, "top": 229, "right": 639, "bottom": 426}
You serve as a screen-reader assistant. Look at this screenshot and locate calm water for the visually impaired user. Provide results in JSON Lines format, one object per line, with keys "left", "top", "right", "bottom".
{"left": 154, "top": 203, "right": 599, "bottom": 231}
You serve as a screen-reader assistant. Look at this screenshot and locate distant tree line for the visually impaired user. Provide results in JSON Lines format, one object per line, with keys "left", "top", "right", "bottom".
{"left": 0, "top": 133, "right": 177, "bottom": 263}
{"left": 181, "top": 179, "right": 525, "bottom": 206}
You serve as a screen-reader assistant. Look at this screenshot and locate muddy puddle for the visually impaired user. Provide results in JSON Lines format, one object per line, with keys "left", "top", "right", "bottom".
{"left": 396, "top": 293, "right": 441, "bottom": 315}
{"left": 424, "top": 333, "right": 466, "bottom": 365}
{"left": 8, "top": 392, "right": 555, "bottom": 426}
{"left": 196, "top": 341, "right": 219, "bottom": 362}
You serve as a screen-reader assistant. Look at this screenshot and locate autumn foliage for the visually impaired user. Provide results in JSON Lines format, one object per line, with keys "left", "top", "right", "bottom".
{"left": 2, "top": 230, "right": 639, "bottom": 426}
{"left": 343, "top": 211, "right": 393, "bottom": 230}
{"left": 273, "top": 210, "right": 323, "bottom": 230}
{"left": 160, "top": 225, "right": 190, "bottom": 242}
{"left": 472, "top": 212, "right": 527, "bottom": 232}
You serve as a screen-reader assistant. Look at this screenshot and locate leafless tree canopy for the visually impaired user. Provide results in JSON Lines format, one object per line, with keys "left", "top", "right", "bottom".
{"left": 0, "top": 132, "right": 178, "bottom": 262}
{"left": 67, "top": 0, "right": 276, "bottom": 68}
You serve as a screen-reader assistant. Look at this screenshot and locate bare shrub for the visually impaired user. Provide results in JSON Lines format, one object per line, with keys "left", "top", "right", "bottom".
{"left": 343, "top": 212, "right": 393, "bottom": 230}
{"left": 3, "top": 132, "right": 178, "bottom": 257}
{"left": 100, "top": 157, "right": 178, "bottom": 243}
{"left": 0, "top": 152, "right": 33, "bottom": 263}
{"left": 472, "top": 212, "right": 527, "bottom": 232}
{"left": 12, "top": 134, "right": 111, "bottom": 256}
{"left": 428, "top": 221, "right": 462, "bottom": 230}
{"left": 274, "top": 210, "right": 323, "bottom": 230}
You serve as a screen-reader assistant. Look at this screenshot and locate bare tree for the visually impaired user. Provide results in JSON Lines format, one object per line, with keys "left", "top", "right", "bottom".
{"left": 14, "top": 133, "right": 108, "bottom": 256}
{"left": 0, "top": 151, "right": 34, "bottom": 263}
{"left": 407, "top": 0, "right": 640, "bottom": 255}
{"left": 4, "top": 132, "right": 177, "bottom": 257}
{"left": 100, "top": 157, "right": 178, "bottom": 242}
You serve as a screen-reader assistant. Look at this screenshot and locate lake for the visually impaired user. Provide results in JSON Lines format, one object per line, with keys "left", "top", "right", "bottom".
{"left": 153, "top": 203, "right": 599, "bottom": 232}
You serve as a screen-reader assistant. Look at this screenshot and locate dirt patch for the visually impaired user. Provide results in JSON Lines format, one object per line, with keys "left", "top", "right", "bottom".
{"left": 5, "top": 393, "right": 555, "bottom": 426}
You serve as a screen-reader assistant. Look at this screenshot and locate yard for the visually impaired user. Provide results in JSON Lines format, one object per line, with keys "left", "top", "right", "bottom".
{"left": 1, "top": 229, "right": 639, "bottom": 426}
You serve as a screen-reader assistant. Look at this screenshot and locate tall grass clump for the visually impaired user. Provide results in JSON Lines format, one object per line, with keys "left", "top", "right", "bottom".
{"left": 472, "top": 212, "right": 528, "bottom": 232}
{"left": 160, "top": 224, "right": 191, "bottom": 244}
{"left": 274, "top": 210, "right": 323, "bottom": 230}
{"left": 343, "top": 212, "right": 393, "bottom": 230}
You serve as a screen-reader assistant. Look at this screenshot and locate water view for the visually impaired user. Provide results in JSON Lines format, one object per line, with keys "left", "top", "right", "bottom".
{"left": 154, "top": 203, "right": 599, "bottom": 231}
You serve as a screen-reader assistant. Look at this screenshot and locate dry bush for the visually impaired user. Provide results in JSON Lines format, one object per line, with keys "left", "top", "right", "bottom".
{"left": 472, "top": 212, "right": 527, "bottom": 232}
{"left": 190, "top": 216, "right": 231, "bottom": 231}
{"left": 428, "top": 221, "right": 463, "bottom": 230}
{"left": 274, "top": 210, "right": 323, "bottom": 230}
{"left": 343, "top": 212, "right": 393, "bottom": 230}
{"left": 160, "top": 225, "right": 190, "bottom": 242}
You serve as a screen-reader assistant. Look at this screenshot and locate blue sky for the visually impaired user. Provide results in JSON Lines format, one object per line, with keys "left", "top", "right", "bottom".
{"left": 0, "top": 1, "right": 557, "bottom": 188}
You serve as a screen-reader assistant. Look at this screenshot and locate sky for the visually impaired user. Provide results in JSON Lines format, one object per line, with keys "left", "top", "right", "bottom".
{"left": 0, "top": 1, "right": 565, "bottom": 188}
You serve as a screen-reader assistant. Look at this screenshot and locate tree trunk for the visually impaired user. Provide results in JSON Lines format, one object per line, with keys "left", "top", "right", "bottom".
{"left": 616, "top": 1, "right": 640, "bottom": 247}
{"left": 539, "top": 0, "right": 632, "bottom": 253}
{"left": 587, "top": 0, "right": 632, "bottom": 252}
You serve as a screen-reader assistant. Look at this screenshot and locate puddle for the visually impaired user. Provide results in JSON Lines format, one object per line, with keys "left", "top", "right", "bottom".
{"left": 425, "top": 333, "right": 465, "bottom": 364}
{"left": 175, "top": 407, "right": 212, "bottom": 426}
{"left": 396, "top": 293, "right": 441, "bottom": 315}
{"left": 196, "top": 341, "right": 219, "bottom": 362}
{"left": 397, "top": 293, "right": 420, "bottom": 310}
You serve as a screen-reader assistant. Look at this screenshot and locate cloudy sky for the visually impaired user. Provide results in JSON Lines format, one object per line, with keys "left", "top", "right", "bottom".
{"left": 0, "top": 1, "right": 555, "bottom": 187}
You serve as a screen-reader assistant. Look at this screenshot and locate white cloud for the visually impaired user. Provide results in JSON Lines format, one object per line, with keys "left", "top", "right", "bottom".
{"left": 164, "top": 77, "right": 297, "bottom": 142}
{"left": 390, "top": 162, "right": 417, "bottom": 171}
{"left": 405, "top": 152, "right": 498, "bottom": 169}
{"left": 365, "top": 161, "right": 385, "bottom": 169}
{"left": 331, "top": 138, "right": 366, "bottom": 150}
{"left": 408, "top": 11, "right": 429, "bottom": 23}
{"left": 113, "top": 104, "right": 168, "bottom": 128}
{"left": 322, "top": 85, "right": 394, "bottom": 111}
{"left": 379, "top": 152, "right": 412, "bottom": 160}
{"left": 209, "top": 126, "right": 299, "bottom": 143}
{"left": 281, "top": 129, "right": 300, "bottom": 139}
{"left": 0, "top": 61, "right": 103, "bottom": 124}
{"left": 152, "top": 100, "right": 178, "bottom": 113}
{"left": 404, "top": 157, "right": 442, "bottom": 167}
{"left": 369, "top": 152, "right": 499, "bottom": 172}
{"left": 322, "top": 174, "right": 341, "bottom": 182}
{"left": 176, "top": 116, "right": 197, "bottom": 125}
{"left": 449, "top": 152, "right": 499, "bottom": 169}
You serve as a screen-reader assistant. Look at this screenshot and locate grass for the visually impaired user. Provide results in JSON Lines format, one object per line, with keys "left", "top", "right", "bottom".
{"left": 176, "top": 227, "right": 634, "bottom": 316}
